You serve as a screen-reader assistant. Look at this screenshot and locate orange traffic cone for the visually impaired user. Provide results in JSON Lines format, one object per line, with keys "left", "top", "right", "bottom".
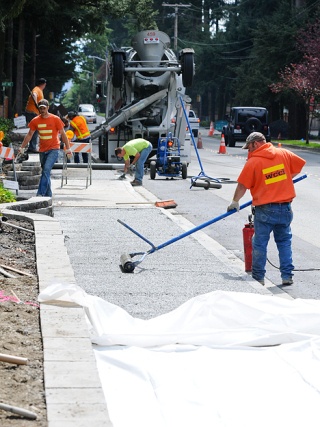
{"left": 208, "top": 121, "right": 214, "bottom": 137}
{"left": 197, "top": 132, "right": 203, "bottom": 149}
{"left": 218, "top": 134, "right": 227, "bottom": 154}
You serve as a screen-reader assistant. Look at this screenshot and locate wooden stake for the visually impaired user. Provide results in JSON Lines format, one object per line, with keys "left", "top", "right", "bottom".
{"left": 0, "top": 263, "right": 33, "bottom": 277}
{"left": 0, "top": 353, "right": 28, "bottom": 365}
{"left": 0, "top": 402, "right": 36, "bottom": 419}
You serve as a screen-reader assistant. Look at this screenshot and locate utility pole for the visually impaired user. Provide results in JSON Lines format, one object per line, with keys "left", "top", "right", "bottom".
{"left": 162, "top": 3, "right": 191, "bottom": 52}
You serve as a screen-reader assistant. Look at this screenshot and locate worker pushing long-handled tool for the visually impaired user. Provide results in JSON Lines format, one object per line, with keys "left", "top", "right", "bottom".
{"left": 118, "top": 174, "right": 307, "bottom": 272}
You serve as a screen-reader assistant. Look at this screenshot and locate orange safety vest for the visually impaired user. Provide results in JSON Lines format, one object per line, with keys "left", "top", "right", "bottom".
{"left": 70, "top": 115, "right": 91, "bottom": 139}
{"left": 25, "top": 86, "right": 44, "bottom": 114}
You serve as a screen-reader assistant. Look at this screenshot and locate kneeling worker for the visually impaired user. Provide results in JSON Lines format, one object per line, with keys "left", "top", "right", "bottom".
{"left": 115, "top": 138, "right": 153, "bottom": 186}
{"left": 66, "top": 111, "right": 91, "bottom": 163}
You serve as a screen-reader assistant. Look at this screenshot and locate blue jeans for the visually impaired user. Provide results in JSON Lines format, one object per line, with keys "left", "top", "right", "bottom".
{"left": 252, "top": 203, "right": 294, "bottom": 282}
{"left": 74, "top": 152, "right": 89, "bottom": 163}
{"left": 135, "top": 143, "right": 153, "bottom": 182}
{"left": 37, "top": 150, "right": 59, "bottom": 197}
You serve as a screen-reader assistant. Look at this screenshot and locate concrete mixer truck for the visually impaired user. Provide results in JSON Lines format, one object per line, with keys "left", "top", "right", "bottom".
{"left": 91, "top": 30, "right": 195, "bottom": 164}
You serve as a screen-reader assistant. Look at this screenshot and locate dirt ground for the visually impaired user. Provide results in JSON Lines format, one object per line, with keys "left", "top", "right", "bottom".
{"left": 0, "top": 217, "right": 47, "bottom": 426}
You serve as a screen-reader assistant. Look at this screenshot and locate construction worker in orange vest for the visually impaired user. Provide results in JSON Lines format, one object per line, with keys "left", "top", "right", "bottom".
{"left": 66, "top": 111, "right": 91, "bottom": 163}
{"left": 25, "top": 77, "right": 47, "bottom": 152}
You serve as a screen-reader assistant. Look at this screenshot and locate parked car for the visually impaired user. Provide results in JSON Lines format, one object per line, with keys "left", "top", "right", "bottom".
{"left": 223, "top": 107, "right": 271, "bottom": 147}
{"left": 187, "top": 110, "right": 200, "bottom": 137}
{"left": 78, "top": 104, "right": 97, "bottom": 124}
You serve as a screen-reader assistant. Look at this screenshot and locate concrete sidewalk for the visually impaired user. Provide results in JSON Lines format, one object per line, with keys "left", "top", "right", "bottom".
{"left": 3, "top": 163, "right": 288, "bottom": 426}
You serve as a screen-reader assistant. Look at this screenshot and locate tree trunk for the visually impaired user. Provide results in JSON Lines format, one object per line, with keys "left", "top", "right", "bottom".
{"left": 305, "top": 100, "right": 310, "bottom": 144}
{"left": 288, "top": 100, "right": 306, "bottom": 140}
{"left": 15, "top": 16, "right": 25, "bottom": 116}
{"left": 5, "top": 21, "right": 14, "bottom": 117}
{"left": 0, "top": 29, "right": 5, "bottom": 105}
{"left": 208, "top": 90, "right": 212, "bottom": 122}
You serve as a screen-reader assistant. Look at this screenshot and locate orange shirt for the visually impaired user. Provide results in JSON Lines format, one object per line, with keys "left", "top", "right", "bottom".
{"left": 29, "top": 114, "right": 65, "bottom": 152}
{"left": 238, "top": 143, "right": 306, "bottom": 206}
{"left": 25, "top": 86, "right": 44, "bottom": 114}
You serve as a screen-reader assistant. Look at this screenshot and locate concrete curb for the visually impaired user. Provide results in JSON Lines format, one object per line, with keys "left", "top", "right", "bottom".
{"left": 1, "top": 196, "right": 53, "bottom": 216}
{"left": 2, "top": 207, "right": 112, "bottom": 426}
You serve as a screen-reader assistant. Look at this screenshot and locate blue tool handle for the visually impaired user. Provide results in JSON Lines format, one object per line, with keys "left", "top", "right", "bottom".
{"left": 153, "top": 174, "right": 307, "bottom": 253}
{"left": 117, "top": 219, "right": 156, "bottom": 250}
{"left": 152, "top": 200, "right": 252, "bottom": 253}
{"left": 118, "top": 174, "right": 307, "bottom": 256}
{"left": 292, "top": 173, "right": 307, "bottom": 184}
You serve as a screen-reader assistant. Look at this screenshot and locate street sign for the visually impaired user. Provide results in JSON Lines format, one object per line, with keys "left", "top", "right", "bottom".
{"left": 14, "top": 115, "right": 27, "bottom": 129}
{"left": 2, "top": 82, "right": 13, "bottom": 87}
{"left": 3, "top": 179, "right": 19, "bottom": 190}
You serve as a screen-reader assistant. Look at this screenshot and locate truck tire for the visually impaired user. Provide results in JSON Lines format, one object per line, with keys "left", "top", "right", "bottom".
{"left": 112, "top": 53, "right": 124, "bottom": 88}
{"left": 181, "top": 53, "right": 194, "bottom": 87}
{"left": 223, "top": 127, "right": 228, "bottom": 146}
{"left": 150, "top": 161, "right": 157, "bottom": 180}
{"left": 181, "top": 162, "right": 188, "bottom": 179}
{"left": 228, "top": 135, "right": 235, "bottom": 147}
{"left": 192, "top": 129, "right": 198, "bottom": 137}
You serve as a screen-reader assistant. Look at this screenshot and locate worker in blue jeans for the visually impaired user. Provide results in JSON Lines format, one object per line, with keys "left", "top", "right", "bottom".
{"left": 115, "top": 138, "right": 153, "bottom": 186}
{"left": 227, "top": 132, "right": 306, "bottom": 286}
{"left": 19, "top": 99, "right": 72, "bottom": 197}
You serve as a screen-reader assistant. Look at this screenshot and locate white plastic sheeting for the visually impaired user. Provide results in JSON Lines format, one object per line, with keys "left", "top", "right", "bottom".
{"left": 39, "top": 284, "right": 320, "bottom": 427}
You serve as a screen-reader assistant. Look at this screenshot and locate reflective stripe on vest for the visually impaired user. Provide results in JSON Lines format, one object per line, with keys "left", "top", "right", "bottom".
{"left": 70, "top": 116, "right": 90, "bottom": 139}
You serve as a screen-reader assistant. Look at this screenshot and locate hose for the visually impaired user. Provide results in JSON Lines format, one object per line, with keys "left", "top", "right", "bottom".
{"left": 267, "top": 258, "right": 320, "bottom": 272}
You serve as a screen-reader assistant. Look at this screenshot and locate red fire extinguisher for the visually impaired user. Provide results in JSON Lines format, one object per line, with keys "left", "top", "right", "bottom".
{"left": 243, "top": 214, "right": 254, "bottom": 272}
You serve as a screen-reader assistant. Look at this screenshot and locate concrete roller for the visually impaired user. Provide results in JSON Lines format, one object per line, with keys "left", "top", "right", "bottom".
{"left": 191, "top": 180, "right": 222, "bottom": 190}
{"left": 120, "top": 253, "right": 135, "bottom": 273}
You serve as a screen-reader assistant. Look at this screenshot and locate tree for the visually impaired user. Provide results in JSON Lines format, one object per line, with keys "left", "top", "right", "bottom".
{"left": 195, "top": 0, "right": 320, "bottom": 124}
{"left": 270, "top": 18, "right": 320, "bottom": 142}
{"left": 1, "top": 0, "right": 158, "bottom": 116}
{"left": 270, "top": 58, "right": 320, "bottom": 143}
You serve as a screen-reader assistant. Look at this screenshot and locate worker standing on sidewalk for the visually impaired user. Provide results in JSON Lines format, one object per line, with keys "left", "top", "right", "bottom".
{"left": 115, "top": 138, "right": 153, "bottom": 186}
{"left": 227, "top": 132, "right": 306, "bottom": 286}
{"left": 24, "top": 78, "right": 47, "bottom": 153}
{"left": 66, "top": 112, "right": 91, "bottom": 164}
{"left": 19, "top": 99, "right": 72, "bottom": 197}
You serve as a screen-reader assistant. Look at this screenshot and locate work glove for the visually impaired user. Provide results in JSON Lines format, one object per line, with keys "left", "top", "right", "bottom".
{"left": 128, "top": 164, "right": 135, "bottom": 175}
{"left": 118, "top": 173, "right": 126, "bottom": 180}
{"left": 227, "top": 200, "right": 240, "bottom": 212}
{"left": 18, "top": 147, "right": 25, "bottom": 155}
{"left": 66, "top": 150, "right": 73, "bottom": 160}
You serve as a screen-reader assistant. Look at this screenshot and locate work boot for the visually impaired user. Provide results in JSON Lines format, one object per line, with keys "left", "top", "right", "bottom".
{"left": 131, "top": 180, "right": 142, "bottom": 187}
{"left": 282, "top": 278, "right": 293, "bottom": 286}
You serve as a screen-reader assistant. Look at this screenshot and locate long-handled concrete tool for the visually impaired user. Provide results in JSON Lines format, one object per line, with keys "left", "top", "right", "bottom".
{"left": 118, "top": 174, "right": 307, "bottom": 272}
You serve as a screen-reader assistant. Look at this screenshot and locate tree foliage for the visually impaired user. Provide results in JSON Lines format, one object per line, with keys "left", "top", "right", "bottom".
{"left": 0, "top": 0, "right": 157, "bottom": 114}
{"left": 270, "top": 18, "right": 320, "bottom": 142}
{"left": 1, "top": 0, "right": 320, "bottom": 140}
